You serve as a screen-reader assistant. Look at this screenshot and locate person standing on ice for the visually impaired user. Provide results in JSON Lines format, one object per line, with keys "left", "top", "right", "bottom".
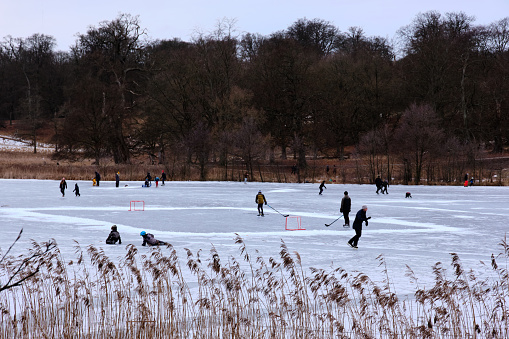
{"left": 375, "top": 175, "right": 383, "bottom": 194}
{"left": 106, "top": 225, "right": 122, "bottom": 244}
{"left": 340, "top": 191, "right": 351, "bottom": 227}
{"left": 59, "top": 178, "right": 67, "bottom": 197}
{"left": 140, "top": 231, "right": 167, "bottom": 246}
{"left": 115, "top": 172, "right": 120, "bottom": 187}
{"left": 255, "top": 190, "right": 267, "bottom": 216}
{"left": 319, "top": 180, "right": 326, "bottom": 195}
{"left": 161, "top": 170, "right": 166, "bottom": 186}
{"left": 73, "top": 183, "right": 80, "bottom": 196}
{"left": 95, "top": 171, "right": 101, "bottom": 187}
{"left": 348, "top": 205, "right": 371, "bottom": 249}
{"left": 145, "top": 172, "right": 152, "bottom": 185}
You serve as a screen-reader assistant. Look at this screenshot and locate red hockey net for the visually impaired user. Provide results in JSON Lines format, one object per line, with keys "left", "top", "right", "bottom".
{"left": 129, "top": 200, "right": 145, "bottom": 211}
{"left": 285, "top": 216, "right": 305, "bottom": 231}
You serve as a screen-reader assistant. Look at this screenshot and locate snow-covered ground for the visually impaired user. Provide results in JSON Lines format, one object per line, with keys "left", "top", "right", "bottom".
{"left": 1, "top": 179, "right": 508, "bottom": 297}
{"left": 0, "top": 134, "right": 53, "bottom": 152}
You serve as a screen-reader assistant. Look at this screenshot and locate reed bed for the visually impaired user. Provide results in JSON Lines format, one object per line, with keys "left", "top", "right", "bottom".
{"left": 1, "top": 235, "right": 509, "bottom": 338}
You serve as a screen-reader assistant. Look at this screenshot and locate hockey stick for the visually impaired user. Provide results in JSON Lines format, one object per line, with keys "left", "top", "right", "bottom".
{"left": 325, "top": 215, "right": 343, "bottom": 227}
{"left": 267, "top": 204, "right": 289, "bottom": 217}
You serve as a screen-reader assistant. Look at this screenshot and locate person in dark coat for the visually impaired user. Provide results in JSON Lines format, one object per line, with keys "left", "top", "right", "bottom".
{"left": 161, "top": 170, "right": 167, "bottom": 186}
{"left": 348, "top": 205, "right": 371, "bottom": 249}
{"left": 115, "top": 172, "right": 120, "bottom": 187}
{"left": 73, "top": 183, "right": 80, "bottom": 197}
{"left": 319, "top": 181, "right": 326, "bottom": 195}
{"left": 340, "top": 191, "right": 352, "bottom": 227}
{"left": 381, "top": 179, "right": 389, "bottom": 194}
{"left": 95, "top": 171, "right": 101, "bottom": 186}
{"left": 106, "top": 225, "right": 122, "bottom": 244}
{"left": 255, "top": 190, "right": 267, "bottom": 216}
{"left": 375, "top": 176, "right": 383, "bottom": 194}
{"left": 145, "top": 172, "right": 152, "bottom": 184}
{"left": 140, "top": 231, "right": 167, "bottom": 246}
{"left": 59, "top": 178, "right": 67, "bottom": 197}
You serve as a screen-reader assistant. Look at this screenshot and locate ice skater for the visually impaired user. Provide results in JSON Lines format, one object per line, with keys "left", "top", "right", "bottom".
{"left": 381, "top": 179, "right": 389, "bottom": 194}
{"left": 255, "top": 190, "right": 267, "bottom": 216}
{"left": 161, "top": 170, "right": 166, "bottom": 186}
{"left": 73, "top": 183, "right": 80, "bottom": 196}
{"left": 140, "top": 231, "right": 168, "bottom": 246}
{"left": 319, "top": 181, "right": 326, "bottom": 195}
{"left": 347, "top": 205, "right": 371, "bottom": 249}
{"left": 106, "top": 225, "right": 122, "bottom": 244}
{"left": 375, "top": 176, "right": 383, "bottom": 194}
{"left": 59, "top": 178, "right": 67, "bottom": 197}
{"left": 95, "top": 171, "right": 101, "bottom": 186}
{"left": 340, "top": 191, "right": 351, "bottom": 227}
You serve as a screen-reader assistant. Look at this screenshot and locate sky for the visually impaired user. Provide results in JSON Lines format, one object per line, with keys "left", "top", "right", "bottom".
{"left": 1, "top": 0, "right": 508, "bottom": 52}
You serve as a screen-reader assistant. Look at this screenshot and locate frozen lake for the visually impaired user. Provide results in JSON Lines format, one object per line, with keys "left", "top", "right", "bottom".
{"left": 1, "top": 178, "right": 508, "bottom": 296}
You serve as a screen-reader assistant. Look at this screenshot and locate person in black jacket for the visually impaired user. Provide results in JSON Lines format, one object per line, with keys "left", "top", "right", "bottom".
{"left": 340, "top": 191, "right": 351, "bottom": 227}
{"left": 73, "top": 183, "right": 80, "bottom": 196}
{"left": 375, "top": 176, "right": 383, "bottom": 194}
{"left": 106, "top": 225, "right": 122, "bottom": 244}
{"left": 161, "top": 170, "right": 167, "bottom": 186}
{"left": 319, "top": 181, "right": 326, "bottom": 195}
{"left": 95, "top": 171, "right": 101, "bottom": 186}
{"left": 140, "top": 231, "right": 167, "bottom": 246}
{"left": 115, "top": 172, "right": 120, "bottom": 187}
{"left": 59, "top": 178, "right": 67, "bottom": 197}
{"left": 347, "top": 205, "right": 371, "bottom": 249}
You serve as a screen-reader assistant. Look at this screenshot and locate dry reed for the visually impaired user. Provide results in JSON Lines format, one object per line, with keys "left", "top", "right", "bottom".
{"left": 1, "top": 234, "right": 508, "bottom": 338}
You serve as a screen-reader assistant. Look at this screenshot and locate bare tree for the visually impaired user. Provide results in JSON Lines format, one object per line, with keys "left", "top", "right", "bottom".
{"left": 394, "top": 103, "right": 446, "bottom": 184}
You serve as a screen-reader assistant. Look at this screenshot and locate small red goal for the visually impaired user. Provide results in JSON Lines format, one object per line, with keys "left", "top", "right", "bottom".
{"left": 129, "top": 200, "right": 145, "bottom": 211}
{"left": 285, "top": 216, "right": 305, "bottom": 231}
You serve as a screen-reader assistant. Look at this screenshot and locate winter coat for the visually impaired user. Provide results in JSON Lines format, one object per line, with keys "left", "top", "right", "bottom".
{"left": 375, "top": 177, "right": 382, "bottom": 187}
{"left": 255, "top": 193, "right": 267, "bottom": 205}
{"left": 106, "top": 231, "right": 122, "bottom": 244}
{"left": 352, "top": 209, "right": 369, "bottom": 230}
{"left": 142, "top": 233, "right": 159, "bottom": 246}
{"left": 340, "top": 195, "right": 351, "bottom": 213}
{"left": 59, "top": 180, "right": 67, "bottom": 191}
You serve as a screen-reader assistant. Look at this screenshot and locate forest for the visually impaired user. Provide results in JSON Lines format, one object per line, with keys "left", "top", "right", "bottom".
{"left": 1, "top": 12, "right": 508, "bottom": 184}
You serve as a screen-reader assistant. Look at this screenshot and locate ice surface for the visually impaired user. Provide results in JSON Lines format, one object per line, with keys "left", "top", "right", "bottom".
{"left": 1, "top": 178, "right": 508, "bottom": 297}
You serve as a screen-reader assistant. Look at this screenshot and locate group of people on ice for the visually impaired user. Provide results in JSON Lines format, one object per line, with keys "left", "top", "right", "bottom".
{"left": 105, "top": 225, "right": 168, "bottom": 247}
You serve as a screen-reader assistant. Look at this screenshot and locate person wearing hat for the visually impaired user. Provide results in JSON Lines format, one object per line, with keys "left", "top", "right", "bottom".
{"left": 140, "top": 231, "right": 168, "bottom": 246}
{"left": 340, "top": 191, "right": 351, "bottom": 227}
{"left": 59, "top": 177, "right": 67, "bottom": 197}
{"left": 106, "top": 225, "right": 122, "bottom": 244}
{"left": 255, "top": 190, "right": 267, "bottom": 216}
{"left": 115, "top": 172, "right": 120, "bottom": 187}
{"left": 347, "top": 205, "right": 371, "bottom": 249}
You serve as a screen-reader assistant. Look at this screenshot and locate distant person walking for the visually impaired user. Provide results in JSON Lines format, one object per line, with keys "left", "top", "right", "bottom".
{"left": 73, "top": 183, "right": 80, "bottom": 197}
{"left": 161, "top": 170, "right": 166, "bottom": 186}
{"left": 59, "top": 178, "right": 67, "bottom": 197}
{"left": 95, "top": 171, "right": 101, "bottom": 187}
{"left": 340, "top": 191, "right": 351, "bottom": 227}
{"left": 347, "top": 205, "right": 371, "bottom": 249}
{"left": 319, "top": 180, "right": 326, "bottom": 195}
{"left": 155, "top": 176, "right": 159, "bottom": 188}
{"left": 381, "top": 179, "right": 389, "bottom": 194}
{"left": 255, "top": 190, "right": 267, "bottom": 216}
{"left": 375, "top": 175, "right": 383, "bottom": 194}
{"left": 106, "top": 225, "right": 122, "bottom": 245}
{"left": 115, "top": 172, "right": 120, "bottom": 187}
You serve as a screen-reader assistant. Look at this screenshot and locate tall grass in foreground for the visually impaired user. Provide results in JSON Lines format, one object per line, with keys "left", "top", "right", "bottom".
{"left": 1, "top": 236, "right": 508, "bottom": 338}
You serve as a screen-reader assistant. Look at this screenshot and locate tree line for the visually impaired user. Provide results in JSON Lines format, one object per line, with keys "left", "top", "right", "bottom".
{"left": 1, "top": 12, "right": 508, "bottom": 183}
